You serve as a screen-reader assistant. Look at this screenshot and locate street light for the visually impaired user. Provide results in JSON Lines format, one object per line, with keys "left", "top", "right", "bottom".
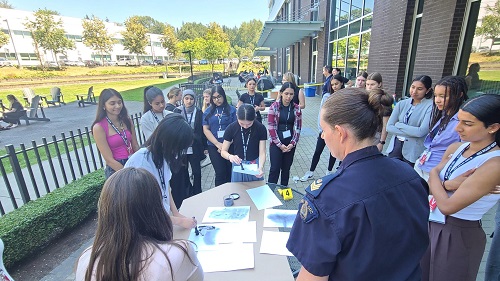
{"left": 182, "top": 50, "right": 194, "bottom": 83}
{"left": 3, "top": 19, "right": 22, "bottom": 69}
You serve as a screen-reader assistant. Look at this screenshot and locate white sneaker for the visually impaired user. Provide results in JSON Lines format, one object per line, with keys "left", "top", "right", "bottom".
{"left": 300, "top": 171, "right": 314, "bottom": 182}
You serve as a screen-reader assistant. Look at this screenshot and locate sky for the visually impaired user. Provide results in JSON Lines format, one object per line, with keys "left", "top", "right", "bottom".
{"left": 9, "top": 0, "right": 270, "bottom": 28}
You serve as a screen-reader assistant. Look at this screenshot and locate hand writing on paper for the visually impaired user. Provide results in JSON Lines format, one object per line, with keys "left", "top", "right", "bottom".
{"left": 178, "top": 216, "right": 197, "bottom": 229}
{"left": 228, "top": 154, "right": 242, "bottom": 165}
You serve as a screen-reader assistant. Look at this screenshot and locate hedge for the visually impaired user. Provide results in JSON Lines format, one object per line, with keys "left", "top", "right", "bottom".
{"left": 0, "top": 170, "right": 106, "bottom": 268}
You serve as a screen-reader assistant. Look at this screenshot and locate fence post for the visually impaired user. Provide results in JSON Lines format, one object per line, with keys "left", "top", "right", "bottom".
{"left": 5, "top": 145, "right": 30, "bottom": 204}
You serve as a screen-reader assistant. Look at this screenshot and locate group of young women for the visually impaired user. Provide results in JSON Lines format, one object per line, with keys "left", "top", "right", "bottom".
{"left": 88, "top": 68, "right": 499, "bottom": 280}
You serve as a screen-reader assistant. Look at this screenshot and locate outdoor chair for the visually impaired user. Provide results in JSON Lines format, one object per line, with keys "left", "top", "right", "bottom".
{"left": 236, "top": 89, "right": 242, "bottom": 100}
{"left": 41, "top": 87, "right": 65, "bottom": 107}
{"left": 22, "top": 88, "right": 36, "bottom": 107}
{"left": 19, "top": 95, "right": 51, "bottom": 125}
{"left": 76, "top": 86, "right": 97, "bottom": 107}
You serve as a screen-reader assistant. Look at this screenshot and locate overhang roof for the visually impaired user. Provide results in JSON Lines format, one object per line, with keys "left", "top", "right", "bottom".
{"left": 257, "top": 21, "right": 324, "bottom": 48}
{"left": 253, "top": 49, "right": 277, "bottom": 56}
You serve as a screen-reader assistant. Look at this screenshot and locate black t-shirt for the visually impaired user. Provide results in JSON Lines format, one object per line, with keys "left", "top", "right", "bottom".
{"left": 223, "top": 121, "right": 267, "bottom": 161}
{"left": 239, "top": 93, "right": 264, "bottom": 119}
{"left": 8, "top": 101, "right": 25, "bottom": 118}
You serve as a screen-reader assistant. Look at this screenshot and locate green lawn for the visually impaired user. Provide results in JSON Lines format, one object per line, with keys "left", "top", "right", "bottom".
{"left": 479, "top": 70, "right": 500, "bottom": 81}
{"left": 0, "top": 77, "right": 187, "bottom": 104}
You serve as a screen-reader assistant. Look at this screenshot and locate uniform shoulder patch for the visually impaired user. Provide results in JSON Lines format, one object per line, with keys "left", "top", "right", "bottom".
{"left": 305, "top": 171, "right": 341, "bottom": 198}
{"left": 299, "top": 196, "right": 319, "bottom": 223}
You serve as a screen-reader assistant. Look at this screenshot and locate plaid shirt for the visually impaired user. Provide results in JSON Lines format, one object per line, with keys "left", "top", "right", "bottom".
{"left": 267, "top": 101, "right": 302, "bottom": 147}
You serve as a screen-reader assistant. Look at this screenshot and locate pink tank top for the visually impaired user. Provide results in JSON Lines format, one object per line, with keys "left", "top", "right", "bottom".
{"left": 98, "top": 118, "right": 132, "bottom": 160}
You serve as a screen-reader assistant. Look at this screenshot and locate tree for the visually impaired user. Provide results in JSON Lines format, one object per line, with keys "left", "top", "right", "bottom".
{"left": 202, "top": 23, "right": 230, "bottom": 72}
{"left": 24, "top": 9, "right": 75, "bottom": 68}
{"left": 0, "top": 31, "right": 9, "bottom": 49}
{"left": 121, "top": 16, "right": 148, "bottom": 64}
{"left": 0, "top": 0, "right": 13, "bottom": 9}
{"left": 160, "top": 24, "right": 178, "bottom": 77}
{"left": 82, "top": 16, "right": 115, "bottom": 65}
{"left": 135, "top": 16, "right": 165, "bottom": 34}
{"left": 177, "top": 22, "right": 207, "bottom": 41}
{"left": 476, "top": 1, "right": 500, "bottom": 53}
{"left": 235, "top": 20, "right": 263, "bottom": 51}
{"left": 42, "top": 8, "right": 60, "bottom": 15}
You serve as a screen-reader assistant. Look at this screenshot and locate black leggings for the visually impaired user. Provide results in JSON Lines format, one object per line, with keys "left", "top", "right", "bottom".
{"left": 187, "top": 153, "right": 202, "bottom": 196}
{"left": 309, "top": 133, "right": 337, "bottom": 171}
{"left": 268, "top": 138, "right": 296, "bottom": 186}
{"left": 170, "top": 166, "right": 191, "bottom": 209}
{"left": 208, "top": 145, "right": 232, "bottom": 187}
{"left": 388, "top": 140, "right": 415, "bottom": 167}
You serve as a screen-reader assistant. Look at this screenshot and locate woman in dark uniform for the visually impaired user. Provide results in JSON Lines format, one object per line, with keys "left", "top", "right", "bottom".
{"left": 286, "top": 88, "right": 429, "bottom": 281}
{"left": 236, "top": 78, "right": 265, "bottom": 123}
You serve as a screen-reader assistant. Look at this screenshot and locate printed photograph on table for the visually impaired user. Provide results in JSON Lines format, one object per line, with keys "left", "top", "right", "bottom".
{"left": 263, "top": 209, "right": 297, "bottom": 228}
{"left": 202, "top": 206, "right": 251, "bottom": 223}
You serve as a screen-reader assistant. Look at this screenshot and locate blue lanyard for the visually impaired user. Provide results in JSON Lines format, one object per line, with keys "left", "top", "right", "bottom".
{"left": 216, "top": 108, "right": 224, "bottom": 130}
{"left": 240, "top": 126, "right": 252, "bottom": 161}
{"left": 403, "top": 104, "right": 415, "bottom": 124}
{"left": 444, "top": 141, "right": 497, "bottom": 180}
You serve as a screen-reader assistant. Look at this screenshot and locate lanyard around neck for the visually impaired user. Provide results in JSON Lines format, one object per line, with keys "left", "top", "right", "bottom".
{"left": 157, "top": 167, "right": 168, "bottom": 199}
{"left": 216, "top": 108, "right": 224, "bottom": 130}
{"left": 282, "top": 103, "right": 292, "bottom": 131}
{"left": 150, "top": 109, "right": 164, "bottom": 123}
{"left": 241, "top": 126, "right": 252, "bottom": 161}
{"left": 183, "top": 106, "right": 194, "bottom": 126}
{"left": 106, "top": 116, "right": 131, "bottom": 154}
{"left": 444, "top": 141, "right": 497, "bottom": 180}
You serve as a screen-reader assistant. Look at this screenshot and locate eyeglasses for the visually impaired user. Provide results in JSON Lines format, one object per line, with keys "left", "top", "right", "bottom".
{"left": 212, "top": 95, "right": 222, "bottom": 100}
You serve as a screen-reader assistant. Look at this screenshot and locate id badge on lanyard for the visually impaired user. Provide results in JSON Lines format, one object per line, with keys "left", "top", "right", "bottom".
{"left": 283, "top": 130, "right": 292, "bottom": 138}
{"left": 418, "top": 150, "right": 432, "bottom": 166}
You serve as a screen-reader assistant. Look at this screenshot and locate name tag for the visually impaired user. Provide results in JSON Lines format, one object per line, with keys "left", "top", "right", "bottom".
{"left": 418, "top": 150, "right": 432, "bottom": 166}
{"left": 283, "top": 130, "right": 292, "bottom": 139}
{"left": 186, "top": 146, "right": 193, "bottom": 154}
{"left": 217, "top": 130, "right": 225, "bottom": 138}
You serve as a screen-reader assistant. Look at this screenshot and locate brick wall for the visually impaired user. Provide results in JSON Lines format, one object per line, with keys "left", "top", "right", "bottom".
{"left": 368, "top": 0, "right": 414, "bottom": 97}
{"left": 413, "top": 0, "right": 467, "bottom": 84}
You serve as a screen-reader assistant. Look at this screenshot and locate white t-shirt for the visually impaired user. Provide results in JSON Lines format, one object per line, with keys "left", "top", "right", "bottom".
{"left": 75, "top": 242, "right": 203, "bottom": 281}
{"left": 125, "top": 147, "right": 172, "bottom": 214}
{"left": 140, "top": 110, "right": 172, "bottom": 141}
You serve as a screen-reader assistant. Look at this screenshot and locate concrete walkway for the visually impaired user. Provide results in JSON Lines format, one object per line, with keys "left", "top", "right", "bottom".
{"left": 6, "top": 77, "right": 497, "bottom": 281}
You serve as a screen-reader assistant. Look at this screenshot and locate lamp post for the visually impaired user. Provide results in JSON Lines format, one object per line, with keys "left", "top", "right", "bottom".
{"left": 3, "top": 19, "right": 22, "bottom": 69}
{"left": 182, "top": 50, "right": 193, "bottom": 83}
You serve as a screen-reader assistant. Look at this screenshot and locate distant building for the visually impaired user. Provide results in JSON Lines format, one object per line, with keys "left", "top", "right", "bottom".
{"left": 0, "top": 8, "right": 168, "bottom": 66}
{"left": 257, "top": 0, "right": 500, "bottom": 98}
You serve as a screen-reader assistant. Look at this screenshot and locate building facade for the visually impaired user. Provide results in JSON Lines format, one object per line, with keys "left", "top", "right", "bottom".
{"left": 258, "top": 0, "right": 500, "bottom": 98}
{"left": 0, "top": 8, "right": 168, "bottom": 66}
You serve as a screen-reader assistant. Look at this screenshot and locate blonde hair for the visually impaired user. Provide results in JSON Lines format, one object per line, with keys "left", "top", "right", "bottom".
{"left": 202, "top": 89, "right": 211, "bottom": 112}
{"left": 282, "top": 72, "right": 297, "bottom": 85}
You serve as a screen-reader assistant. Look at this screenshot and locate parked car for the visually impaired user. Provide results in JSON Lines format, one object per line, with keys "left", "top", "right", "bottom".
{"left": 104, "top": 60, "right": 118, "bottom": 66}
{"left": 223, "top": 58, "right": 229, "bottom": 63}
{"left": 252, "top": 57, "right": 261, "bottom": 62}
{"left": 0, "top": 58, "right": 13, "bottom": 67}
{"left": 192, "top": 59, "right": 200, "bottom": 65}
{"left": 241, "top": 56, "right": 249, "bottom": 62}
{"left": 84, "top": 60, "right": 98, "bottom": 67}
{"left": 141, "top": 60, "right": 153, "bottom": 66}
{"left": 44, "top": 61, "right": 58, "bottom": 68}
{"left": 231, "top": 58, "right": 239, "bottom": 63}
{"left": 178, "top": 58, "right": 188, "bottom": 64}
{"left": 152, "top": 59, "right": 164, "bottom": 65}
{"left": 117, "top": 58, "right": 138, "bottom": 66}
{"left": 200, "top": 59, "right": 209, "bottom": 65}
{"left": 75, "top": 61, "right": 86, "bottom": 67}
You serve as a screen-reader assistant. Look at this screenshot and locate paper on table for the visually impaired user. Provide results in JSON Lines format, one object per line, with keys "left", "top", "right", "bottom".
{"left": 246, "top": 185, "right": 283, "bottom": 210}
{"left": 260, "top": 231, "right": 293, "bottom": 256}
{"left": 197, "top": 243, "right": 255, "bottom": 272}
{"left": 188, "top": 221, "right": 257, "bottom": 248}
{"left": 202, "top": 206, "right": 251, "bottom": 223}
{"left": 263, "top": 209, "right": 297, "bottom": 228}
{"left": 233, "top": 163, "right": 260, "bottom": 175}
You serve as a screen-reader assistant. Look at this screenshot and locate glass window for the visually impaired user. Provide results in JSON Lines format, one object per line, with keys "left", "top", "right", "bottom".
{"left": 338, "top": 25, "right": 348, "bottom": 38}
{"left": 339, "top": 0, "right": 349, "bottom": 26}
{"left": 362, "top": 15, "right": 372, "bottom": 32}
{"left": 417, "top": 0, "right": 425, "bottom": 15}
{"left": 335, "top": 0, "right": 341, "bottom": 28}
{"left": 331, "top": 41, "right": 338, "bottom": 67}
{"left": 330, "top": 30, "right": 337, "bottom": 41}
{"left": 349, "top": 20, "right": 361, "bottom": 35}
{"left": 364, "top": 0, "right": 374, "bottom": 15}
{"left": 312, "top": 37, "right": 318, "bottom": 52}
{"left": 13, "top": 30, "right": 23, "bottom": 36}
{"left": 337, "top": 38, "right": 347, "bottom": 69}
{"left": 20, "top": 53, "right": 30, "bottom": 60}
{"left": 351, "top": 0, "right": 363, "bottom": 21}
{"left": 359, "top": 32, "right": 370, "bottom": 71}
{"left": 347, "top": 35, "right": 360, "bottom": 79}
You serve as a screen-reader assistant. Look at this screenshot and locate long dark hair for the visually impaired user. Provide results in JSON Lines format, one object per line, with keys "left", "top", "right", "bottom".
{"left": 462, "top": 94, "right": 500, "bottom": 145}
{"left": 237, "top": 104, "right": 256, "bottom": 121}
{"left": 143, "top": 86, "right": 164, "bottom": 113}
{"left": 84, "top": 168, "right": 195, "bottom": 281}
{"left": 91, "top": 88, "right": 131, "bottom": 132}
{"left": 429, "top": 76, "right": 468, "bottom": 137}
{"left": 144, "top": 114, "right": 193, "bottom": 173}
{"left": 322, "top": 88, "right": 390, "bottom": 140}
{"left": 412, "top": 75, "right": 434, "bottom": 99}
{"left": 205, "top": 85, "right": 230, "bottom": 121}
{"left": 329, "top": 74, "right": 346, "bottom": 94}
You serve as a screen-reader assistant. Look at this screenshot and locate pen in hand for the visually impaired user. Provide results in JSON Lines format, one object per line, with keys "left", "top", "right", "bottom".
{"left": 240, "top": 163, "right": 245, "bottom": 170}
{"left": 193, "top": 217, "right": 200, "bottom": 235}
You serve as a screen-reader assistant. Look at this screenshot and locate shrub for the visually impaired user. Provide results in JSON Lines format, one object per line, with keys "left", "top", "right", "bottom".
{"left": 0, "top": 170, "right": 105, "bottom": 268}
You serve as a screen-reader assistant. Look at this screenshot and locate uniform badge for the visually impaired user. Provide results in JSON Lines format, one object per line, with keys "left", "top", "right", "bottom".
{"left": 310, "top": 178, "right": 323, "bottom": 191}
{"left": 299, "top": 196, "right": 318, "bottom": 223}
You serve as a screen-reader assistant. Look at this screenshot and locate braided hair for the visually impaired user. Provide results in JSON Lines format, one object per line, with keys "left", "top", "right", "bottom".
{"left": 429, "top": 76, "right": 468, "bottom": 138}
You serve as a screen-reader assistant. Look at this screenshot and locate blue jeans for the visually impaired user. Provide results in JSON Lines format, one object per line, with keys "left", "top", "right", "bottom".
{"left": 486, "top": 204, "right": 500, "bottom": 281}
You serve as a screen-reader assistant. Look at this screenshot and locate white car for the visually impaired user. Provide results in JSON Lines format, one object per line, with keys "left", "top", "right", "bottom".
{"left": 0, "top": 58, "right": 13, "bottom": 67}
{"left": 252, "top": 57, "right": 261, "bottom": 62}
{"left": 117, "top": 58, "right": 138, "bottom": 66}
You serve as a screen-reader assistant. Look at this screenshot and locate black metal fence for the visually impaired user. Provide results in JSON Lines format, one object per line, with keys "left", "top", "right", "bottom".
{"left": 0, "top": 112, "right": 145, "bottom": 216}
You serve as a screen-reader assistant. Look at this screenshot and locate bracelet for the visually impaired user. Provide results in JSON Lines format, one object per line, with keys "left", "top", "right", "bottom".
{"left": 441, "top": 180, "right": 447, "bottom": 191}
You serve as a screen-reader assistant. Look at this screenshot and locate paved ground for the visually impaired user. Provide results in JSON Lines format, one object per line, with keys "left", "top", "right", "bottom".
{"left": 4, "top": 78, "right": 497, "bottom": 280}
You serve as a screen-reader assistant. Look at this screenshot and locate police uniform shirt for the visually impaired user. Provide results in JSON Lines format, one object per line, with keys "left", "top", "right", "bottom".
{"left": 286, "top": 146, "right": 429, "bottom": 280}
{"left": 223, "top": 121, "right": 267, "bottom": 161}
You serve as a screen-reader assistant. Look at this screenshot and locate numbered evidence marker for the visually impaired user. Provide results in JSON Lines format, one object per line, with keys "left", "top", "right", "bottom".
{"left": 277, "top": 188, "right": 293, "bottom": 201}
